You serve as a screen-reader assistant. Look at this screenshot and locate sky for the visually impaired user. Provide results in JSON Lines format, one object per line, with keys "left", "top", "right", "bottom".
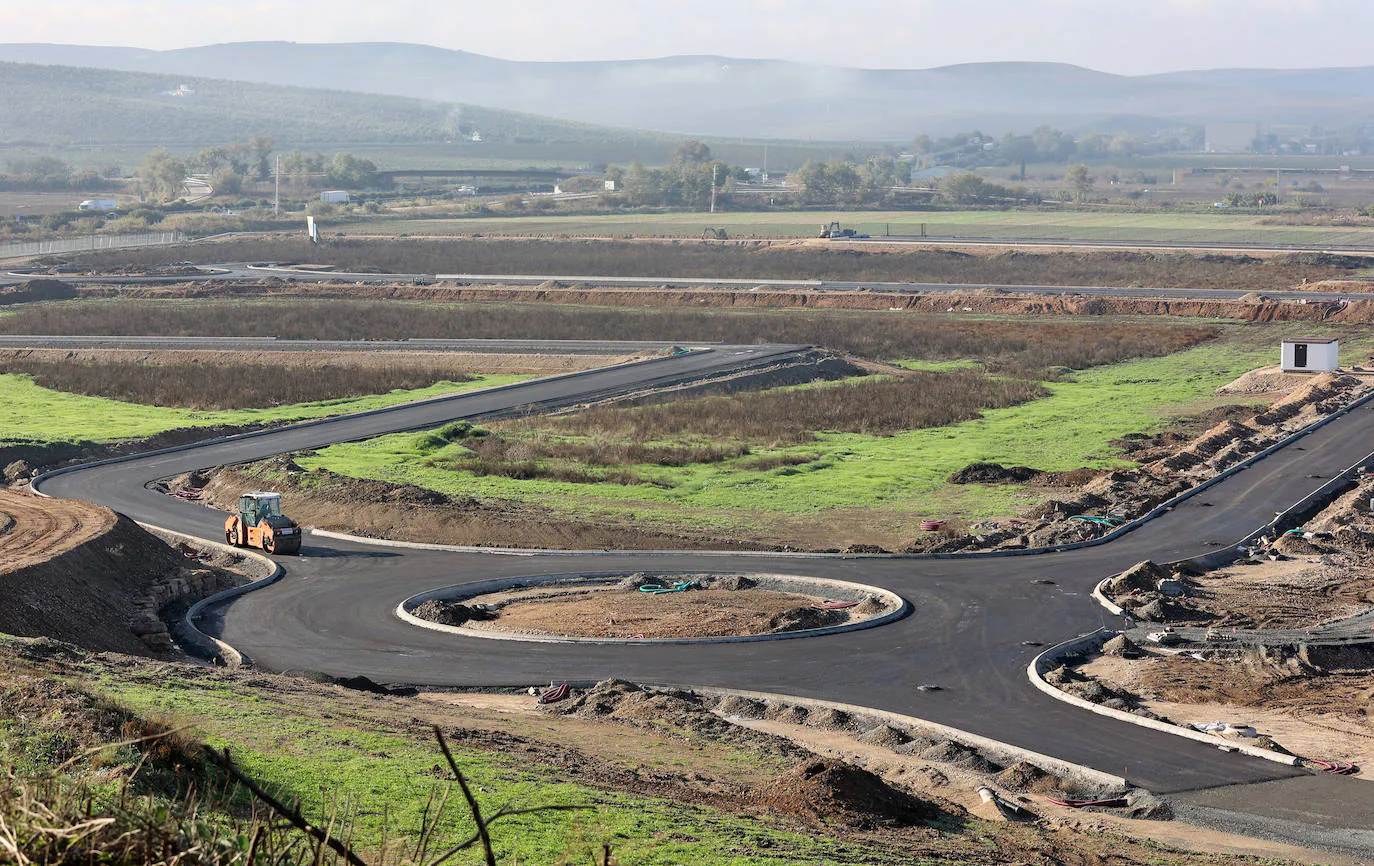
{"left": 0, "top": 0, "right": 1367, "bottom": 75}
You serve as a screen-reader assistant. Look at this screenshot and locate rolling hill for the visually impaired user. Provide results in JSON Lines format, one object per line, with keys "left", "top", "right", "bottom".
{"left": 3, "top": 42, "right": 1374, "bottom": 139}
{"left": 0, "top": 59, "right": 669, "bottom": 150}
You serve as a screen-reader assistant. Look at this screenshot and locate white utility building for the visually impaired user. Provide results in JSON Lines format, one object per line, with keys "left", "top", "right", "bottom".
{"left": 1281, "top": 337, "right": 1339, "bottom": 372}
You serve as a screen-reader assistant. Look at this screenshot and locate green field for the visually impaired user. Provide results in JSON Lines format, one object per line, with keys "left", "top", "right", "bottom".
{"left": 0, "top": 372, "right": 527, "bottom": 448}
{"left": 301, "top": 326, "right": 1343, "bottom": 546}
{"left": 342, "top": 208, "right": 1374, "bottom": 247}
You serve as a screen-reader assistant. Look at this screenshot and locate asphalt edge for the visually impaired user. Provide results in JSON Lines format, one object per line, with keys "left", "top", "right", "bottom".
{"left": 393, "top": 571, "right": 909, "bottom": 645}
{"left": 1027, "top": 629, "right": 1303, "bottom": 767}
{"left": 307, "top": 387, "right": 1374, "bottom": 562}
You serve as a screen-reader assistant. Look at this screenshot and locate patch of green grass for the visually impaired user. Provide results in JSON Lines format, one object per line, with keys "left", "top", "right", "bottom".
{"left": 893, "top": 359, "right": 985, "bottom": 372}
{"left": 303, "top": 338, "right": 1285, "bottom": 527}
{"left": 0, "top": 373, "right": 528, "bottom": 447}
{"left": 95, "top": 679, "right": 916, "bottom": 866}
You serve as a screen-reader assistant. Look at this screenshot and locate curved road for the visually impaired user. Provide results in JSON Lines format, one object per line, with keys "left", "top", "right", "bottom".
{"left": 30, "top": 341, "right": 1374, "bottom": 853}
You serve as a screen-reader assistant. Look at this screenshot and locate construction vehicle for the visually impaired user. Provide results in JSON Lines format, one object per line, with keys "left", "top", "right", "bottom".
{"left": 225, "top": 492, "right": 302, "bottom": 555}
{"left": 701, "top": 226, "right": 729, "bottom": 241}
{"left": 818, "top": 221, "right": 865, "bottom": 239}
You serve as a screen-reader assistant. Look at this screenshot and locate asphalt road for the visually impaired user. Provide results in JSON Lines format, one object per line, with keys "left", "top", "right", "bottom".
{"left": 30, "top": 341, "right": 1374, "bottom": 853}
{"left": 3, "top": 261, "right": 1372, "bottom": 304}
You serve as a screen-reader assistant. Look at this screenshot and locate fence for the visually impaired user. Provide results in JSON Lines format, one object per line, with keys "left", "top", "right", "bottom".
{"left": 0, "top": 231, "right": 187, "bottom": 260}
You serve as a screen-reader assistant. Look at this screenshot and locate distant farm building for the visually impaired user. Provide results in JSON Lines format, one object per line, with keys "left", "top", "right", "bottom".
{"left": 1281, "top": 337, "right": 1339, "bottom": 373}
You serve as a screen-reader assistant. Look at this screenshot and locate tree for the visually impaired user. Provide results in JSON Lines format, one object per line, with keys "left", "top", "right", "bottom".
{"left": 250, "top": 136, "right": 275, "bottom": 181}
{"left": 137, "top": 148, "right": 188, "bottom": 202}
{"left": 671, "top": 139, "right": 712, "bottom": 166}
{"left": 327, "top": 152, "right": 379, "bottom": 188}
{"left": 1065, "top": 164, "right": 1094, "bottom": 202}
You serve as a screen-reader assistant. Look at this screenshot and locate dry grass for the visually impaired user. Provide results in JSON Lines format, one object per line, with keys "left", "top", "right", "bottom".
{"left": 419, "top": 374, "right": 1045, "bottom": 488}
{"left": 0, "top": 299, "right": 1219, "bottom": 369}
{"left": 0, "top": 357, "right": 478, "bottom": 410}
{"left": 513, "top": 373, "right": 1047, "bottom": 445}
{"left": 66, "top": 236, "right": 1363, "bottom": 291}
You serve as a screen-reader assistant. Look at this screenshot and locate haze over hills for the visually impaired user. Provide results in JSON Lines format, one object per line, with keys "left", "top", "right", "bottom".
{"left": 0, "top": 60, "right": 669, "bottom": 150}
{"left": 3, "top": 42, "right": 1374, "bottom": 139}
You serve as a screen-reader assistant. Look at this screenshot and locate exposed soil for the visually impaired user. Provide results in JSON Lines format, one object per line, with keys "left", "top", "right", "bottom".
{"left": 0, "top": 638, "right": 1355, "bottom": 863}
{"left": 57, "top": 279, "right": 1374, "bottom": 325}
{"left": 433, "top": 577, "right": 886, "bottom": 639}
{"left": 0, "top": 490, "right": 244, "bottom": 656}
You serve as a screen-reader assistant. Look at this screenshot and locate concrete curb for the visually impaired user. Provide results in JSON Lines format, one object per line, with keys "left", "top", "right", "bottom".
{"left": 1089, "top": 443, "right": 1374, "bottom": 620}
{"left": 27, "top": 479, "right": 282, "bottom": 667}
{"left": 141, "top": 523, "right": 283, "bottom": 667}
{"left": 395, "top": 571, "right": 909, "bottom": 645}
{"left": 686, "top": 685, "right": 1131, "bottom": 793}
{"left": 1027, "top": 630, "right": 1302, "bottom": 767}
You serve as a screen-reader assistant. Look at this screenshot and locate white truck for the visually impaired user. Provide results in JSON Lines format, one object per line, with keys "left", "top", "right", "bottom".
{"left": 319, "top": 190, "right": 350, "bottom": 204}
{"left": 78, "top": 199, "right": 119, "bottom": 212}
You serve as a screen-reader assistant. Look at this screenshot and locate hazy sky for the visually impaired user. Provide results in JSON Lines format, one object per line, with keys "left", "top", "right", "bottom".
{"left": 0, "top": 0, "right": 1365, "bottom": 75}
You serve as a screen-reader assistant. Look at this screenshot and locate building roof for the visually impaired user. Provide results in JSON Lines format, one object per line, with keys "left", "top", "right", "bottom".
{"left": 1282, "top": 337, "right": 1340, "bottom": 344}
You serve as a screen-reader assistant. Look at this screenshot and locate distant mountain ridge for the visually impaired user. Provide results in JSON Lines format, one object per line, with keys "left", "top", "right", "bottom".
{"left": 2, "top": 42, "right": 1374, "bottom": 139}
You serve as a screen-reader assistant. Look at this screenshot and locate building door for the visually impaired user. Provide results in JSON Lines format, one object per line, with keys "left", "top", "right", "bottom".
{"left": 1294, "top": 343, "right": 1308, "bottom": 368}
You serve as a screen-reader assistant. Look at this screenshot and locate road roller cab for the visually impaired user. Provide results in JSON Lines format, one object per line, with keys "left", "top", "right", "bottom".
{"left": 225, "top": 492, "right": 301, "bottom": 555}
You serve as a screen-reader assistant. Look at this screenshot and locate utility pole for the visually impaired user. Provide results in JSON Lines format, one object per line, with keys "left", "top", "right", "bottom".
{"left": 274, "top": 154, "right": 280, "bottom": 216}
{"left": 709, "top": 163, "right": 718, "bottom": 214}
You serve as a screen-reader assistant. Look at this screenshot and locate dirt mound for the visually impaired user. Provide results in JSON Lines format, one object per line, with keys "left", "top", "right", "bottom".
{"left": 766, "top": 605, "right": 843, "bottom": 632}
{"left": 758, "top": 758, "right": 939, "bottom": 828}
{"left": 947, "top": 462, "right": 1042, "bottom": 484}
{"left": 993, "top": 761, "right": 1068, "bottom": 795}
{"left": 0, "top": 491, "right": 202, "bottom": 655}
{"left": 917, "top": 740, "right": 999, "bottom": 774}
{"left": 857, "top": 724, "right": 911, "bottom": 749}
{"left": 804, "top": 707, "right": 855, "bottom": 730}
{"left": 765, "top": 703, "right": 810, "bottom": 724}
{"left": 715, "top": 695, "right": 766, "bottom": 718}
{"left": 1107, "top": 561, "right": 1169, "bottom": 595}
{"left": 411, "top": 599, "right": 494, "bottom": 626}
{"left": 1218, "top": 366, "right": 1312, "bottom": 396}
{"left": 1101, "top": 634, "right": 1142, "bottom": 658}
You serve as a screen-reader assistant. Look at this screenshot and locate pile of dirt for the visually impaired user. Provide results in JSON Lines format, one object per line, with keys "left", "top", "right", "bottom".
{"left": 1107, "top": 560, "right": 1170, "bottom": 595}
{"left": 549, "top": 679, "right": 802, "bottom": 758}
{"left": 715, "top": 695, "right": 767, "bottom": 718}
{"left": 993, "top": 761, "right": 1069, "bottom": 796}
{"left": 946, "top": 462, "right": 1042, "bottom": 484}
{"left": 410, "top": 599, "right": 494, "bottom": 626}
{"left": 857, "top": 724, "right": 912, "bottom": 748}
{"left": 0, "top": 279, "right": 77, "bottom": 306}
{"left": 1218, "top": 366, "right": 1314, "bottom": 396}
{"left": 914, "top": 740, "right": 999, "bottom": 774}
{"left": 0, "top": 490, "right": 233, "bottom": 656}
{"left": 1101, "top": 633, "right": 1143, "bottom": 658}
{"left": 1253, "top": 372, "right": 1358, "bottom": 427}
{"left": 757, "top": 758, "right": 939, "bottom": 828}
{"left": 803, "top": 707, "right": 856, "bottom": 731}
{"left": 767, "top": 605, "right": 845, "bottom": 632}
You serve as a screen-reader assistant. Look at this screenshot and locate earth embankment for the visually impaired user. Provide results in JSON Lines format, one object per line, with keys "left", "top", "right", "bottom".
{"left": 0, "top": 490, "right": 237, "bottom": 655}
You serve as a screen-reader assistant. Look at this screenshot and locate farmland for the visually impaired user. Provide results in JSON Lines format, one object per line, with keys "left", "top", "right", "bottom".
{"left": 333, "top": 208, "right": 1374, "bottom": 247}
{"left": 60, "top": 236, "right": 1369, "bottom": 290}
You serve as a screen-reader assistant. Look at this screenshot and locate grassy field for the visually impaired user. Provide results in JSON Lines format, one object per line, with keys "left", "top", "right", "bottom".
{"left": 337, "top": 208, "right": 1374, "bottom": 246}
{"left": 301, "top": 324, "right": 1352, "bottom": 547}
{"left": 0, "top": 372, "right": 526, "bottom": 448}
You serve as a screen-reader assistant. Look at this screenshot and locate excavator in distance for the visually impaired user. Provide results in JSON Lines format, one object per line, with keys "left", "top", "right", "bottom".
{"left": 225, "top": 492, "right": 302, "bottom": 555}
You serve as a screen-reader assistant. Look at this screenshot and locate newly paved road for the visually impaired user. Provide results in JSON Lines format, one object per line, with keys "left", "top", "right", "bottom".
{"left": 31, "top": 338, "right": 1374, "bottom": 853}
{"left": 4, "top": 261, "right": 1373, "bottom": 304}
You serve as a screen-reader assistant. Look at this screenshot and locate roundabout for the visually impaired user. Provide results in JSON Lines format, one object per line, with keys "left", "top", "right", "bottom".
{"left": 398, "top": 570, "right": 908, "bottom": 644}
{"left": 28, "top": 338, "right": 1374, "bottom": 853}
